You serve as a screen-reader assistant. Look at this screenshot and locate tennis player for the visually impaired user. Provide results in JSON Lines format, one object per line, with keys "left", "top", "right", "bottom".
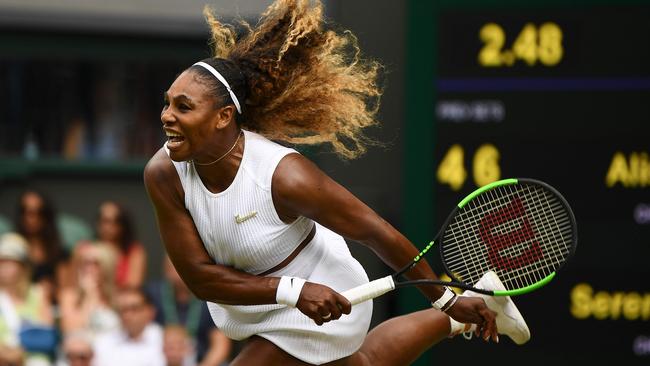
{"left": 144, "top": 1, "right": 527, "bottom": 365}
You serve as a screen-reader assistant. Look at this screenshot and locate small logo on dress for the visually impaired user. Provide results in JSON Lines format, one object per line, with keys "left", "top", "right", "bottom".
{"left": 235, "top": 211, "right": 258, "bottom": 224}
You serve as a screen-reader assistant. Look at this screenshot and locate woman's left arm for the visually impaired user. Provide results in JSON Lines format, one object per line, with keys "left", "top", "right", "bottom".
{"left": 272, "top": 154, "right": 497, "bottom": 337}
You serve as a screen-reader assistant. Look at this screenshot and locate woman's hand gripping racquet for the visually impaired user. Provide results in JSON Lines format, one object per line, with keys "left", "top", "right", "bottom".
{"left": 342, "top": 178, "right": 578, "bottom": 304}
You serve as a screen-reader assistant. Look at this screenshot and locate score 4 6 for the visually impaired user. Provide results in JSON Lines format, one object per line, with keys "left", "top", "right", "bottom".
{"left": 437, "top": 144, "right": 501, "bottom": 191}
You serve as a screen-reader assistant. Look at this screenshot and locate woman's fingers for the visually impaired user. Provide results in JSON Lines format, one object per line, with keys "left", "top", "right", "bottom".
{"left": 446, "top": 297, "right": 499, "bottom": 342}
{"left": 476, "top": 307, "right": 498, "bottom": 342}
{"left": 296, "top": 282, "right": 353, "bottom": 325}
{"left": 334, "top": 293, "right": 352, "bottom": 315}
{"left": 481, "top": 307, "right": 498, "bottom": 342}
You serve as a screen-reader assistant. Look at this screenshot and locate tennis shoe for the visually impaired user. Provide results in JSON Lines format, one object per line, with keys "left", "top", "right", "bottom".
{"left": 463, "top": 270, "right": 531, "bottom": 345}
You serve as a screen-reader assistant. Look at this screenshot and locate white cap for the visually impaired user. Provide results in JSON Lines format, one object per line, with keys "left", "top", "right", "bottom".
{"left": 0, "top": 233, "right": 29, "bottom": 262}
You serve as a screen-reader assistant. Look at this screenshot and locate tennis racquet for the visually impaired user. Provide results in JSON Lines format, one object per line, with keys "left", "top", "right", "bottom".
{"left": 341, "top": 178, "right": 577, "bottom": 304}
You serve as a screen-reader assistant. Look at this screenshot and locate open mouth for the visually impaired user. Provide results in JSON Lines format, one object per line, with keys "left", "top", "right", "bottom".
{"left": 166, "top": 131, "right": 185, "bottom": 149}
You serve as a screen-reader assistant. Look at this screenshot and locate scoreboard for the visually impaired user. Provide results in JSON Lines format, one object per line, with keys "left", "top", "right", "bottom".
{"left": 404, "top": 1, "right": 650, "bottom": 365}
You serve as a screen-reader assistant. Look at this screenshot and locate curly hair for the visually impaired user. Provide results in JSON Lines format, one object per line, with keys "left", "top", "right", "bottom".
{"left": 192, "top": 0, "right": 383, "bottom": 159}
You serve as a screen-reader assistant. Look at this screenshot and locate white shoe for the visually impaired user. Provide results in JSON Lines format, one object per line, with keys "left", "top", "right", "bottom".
{"left": 463, "top": 271, "right": 531, "bottom": 345}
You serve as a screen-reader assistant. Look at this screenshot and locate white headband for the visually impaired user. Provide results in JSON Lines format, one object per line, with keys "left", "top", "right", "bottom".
{"left": 193, "top": 61, "right": 242, "bottom": 114}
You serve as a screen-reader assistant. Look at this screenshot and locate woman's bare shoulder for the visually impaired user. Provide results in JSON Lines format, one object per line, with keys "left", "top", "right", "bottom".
{"left": 144, "top": 148, "right": 176, "bottom": 184}
{"left": 143, "top": 147, "right": 184, "bottom": 205}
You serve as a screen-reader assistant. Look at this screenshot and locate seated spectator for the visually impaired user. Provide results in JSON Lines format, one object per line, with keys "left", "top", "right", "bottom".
{"left": 59, "top": 242, "right": 119, "bottom": 337}
{"left": 163, "top": 325, "right": 195, "bottom": 366}
{"left": 14, "top": 190, "right": 71, "bottom": 300}
{"left": 58, "top": 331, "right": 94, "bottom": 366}
{"left": 0, "top": 233, "right": 55, "bottom": 366}
{"left": 93, "top": 288, "right": 164, "bottom": 366}
{"left": 95, "top": 201, "right": 146, "bottom": 289}
{"left": 148, "top": 257, "right": 231, "bottom": 365}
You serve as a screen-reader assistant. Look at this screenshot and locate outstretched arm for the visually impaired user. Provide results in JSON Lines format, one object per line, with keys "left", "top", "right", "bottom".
{"left": 272, "top": 153, "right": 497, "bottom": 339}
{"left": 272, "top": 154, "right": 444, "bottom": 299}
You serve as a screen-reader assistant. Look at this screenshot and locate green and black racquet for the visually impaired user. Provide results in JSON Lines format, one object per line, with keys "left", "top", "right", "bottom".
{"left": 342, "top": 178, "right": 577, "bottom": 304}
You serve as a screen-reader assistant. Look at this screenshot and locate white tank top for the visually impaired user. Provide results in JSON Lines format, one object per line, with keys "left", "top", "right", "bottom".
{"left": 164, "top": 129, "right": 314, "bottom": 274}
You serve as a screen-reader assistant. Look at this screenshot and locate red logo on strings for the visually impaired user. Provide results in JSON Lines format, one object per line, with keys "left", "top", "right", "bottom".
{"left": 479, "top": 197, "right": 543, "bottom": 271}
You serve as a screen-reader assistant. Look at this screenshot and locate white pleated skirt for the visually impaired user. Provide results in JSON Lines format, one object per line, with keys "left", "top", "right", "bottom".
{"left": 206, "top": 223, "right": 373, "bottom": 365}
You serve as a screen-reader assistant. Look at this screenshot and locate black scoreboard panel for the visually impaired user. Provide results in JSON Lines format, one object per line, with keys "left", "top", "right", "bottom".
{"left": 431, "top": 3, "right": 650, "bottom": 365}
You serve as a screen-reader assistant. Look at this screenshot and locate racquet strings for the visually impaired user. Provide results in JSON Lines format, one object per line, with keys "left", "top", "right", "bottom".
{"left": 441, "top": 182, "right": 574, "bottom": 291}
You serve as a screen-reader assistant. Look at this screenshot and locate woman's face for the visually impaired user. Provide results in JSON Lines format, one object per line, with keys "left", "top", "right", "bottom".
{"left": 21, "top": 192, "right": 44, "bottom": 235}
{"left": 161, "top": 70, "right": 230, "bottom": 162}
{"left": 97, "top": 202, "right": 122, "bottom": 243}
{"left": 78, "top": 247, "right": 102, "bottom": 280}
{"left": 0, "top": 259, "right": 23, "bottom": 286}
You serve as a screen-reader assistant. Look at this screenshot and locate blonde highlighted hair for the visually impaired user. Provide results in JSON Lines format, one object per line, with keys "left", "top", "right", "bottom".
{"left": 196, "top": 0, "right": 383, "bottom": 159}
{"left": 73, "top": 241, "right": 117, "bottom": 305}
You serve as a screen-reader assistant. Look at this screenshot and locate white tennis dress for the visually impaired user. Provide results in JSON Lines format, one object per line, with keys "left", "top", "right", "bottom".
{"left": 164, "top": 129, "right": 372, "bottom": 365}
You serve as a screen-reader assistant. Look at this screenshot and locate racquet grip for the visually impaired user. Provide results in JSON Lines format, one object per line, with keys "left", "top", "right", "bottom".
{"left": 341, "top": 275, "right": 395, "bottom": 305}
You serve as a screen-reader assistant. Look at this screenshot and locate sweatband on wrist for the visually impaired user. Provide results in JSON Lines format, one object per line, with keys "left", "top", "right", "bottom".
{"left": 441, "top": 293, "right": 459, "bottom": 312}
{"left": 431, "top": 286, "right": 456, "bottom": 311}
{"left": 275, "top": 276, "right": 306, "bottom": 307}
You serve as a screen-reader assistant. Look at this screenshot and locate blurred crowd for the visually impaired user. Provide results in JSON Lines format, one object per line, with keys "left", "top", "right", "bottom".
{"left": 0, "top": 190, "right": 232, "bottom": 366}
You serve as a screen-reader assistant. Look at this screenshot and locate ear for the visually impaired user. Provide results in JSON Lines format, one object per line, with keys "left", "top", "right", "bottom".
{"left": 214, "top": 105, "right": 236, "bottom": 130}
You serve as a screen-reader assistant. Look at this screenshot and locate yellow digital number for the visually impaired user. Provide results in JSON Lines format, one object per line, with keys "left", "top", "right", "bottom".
{"left": 437, "top": 144, "right": 501, "bottom": 190}
{"left": 478, "top": 23, "right": 505, "bottom": 67}
{"left": 538, "top": 22, "right": 564, "bottom": 66}
{"left": 473, "top": 144, "right": 501, "bottom": 187}
{"left": 512, "top": 23, "right": 537, "bottom": 66}
{"left": 437, "top": 144, "right": 467, "bottom": 191}
{"left": 479, "top": 22, "right": 563, "bottom": 67}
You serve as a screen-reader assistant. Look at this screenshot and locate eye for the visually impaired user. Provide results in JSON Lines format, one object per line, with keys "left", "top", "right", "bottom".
{"left": 178, "top": 103, "right": 191, "bottom": 111}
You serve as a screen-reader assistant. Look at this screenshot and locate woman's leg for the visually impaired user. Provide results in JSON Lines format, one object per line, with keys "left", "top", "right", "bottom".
{"left": 231, "top": 308, "right": 451, "bottom": 366}
{"left": 230, "top": 336, "right": 357, "bottom": 366}
{"left": 230, "top": 336, "right": 314, "bottom": 366}
{"left": 353, "top": 307, "right": 451, "bottom": 366}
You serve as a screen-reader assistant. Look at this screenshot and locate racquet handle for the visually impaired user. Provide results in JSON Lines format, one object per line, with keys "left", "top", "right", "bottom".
{"left": 341, "top": 275, "right": 395, "bottom": 305}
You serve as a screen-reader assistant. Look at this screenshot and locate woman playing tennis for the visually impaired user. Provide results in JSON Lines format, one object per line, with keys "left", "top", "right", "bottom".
{"left": 144, "top": 1, "right": 527, "bottom": 365}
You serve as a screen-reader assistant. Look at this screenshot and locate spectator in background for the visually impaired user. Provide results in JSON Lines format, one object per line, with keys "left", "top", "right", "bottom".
{"left": 93, "top": 288, "right": 164, "bottom": 366}
{"left": 148, "top": 257, "right": 231, "bottom": 366}
{"left": 14, "top": 190, "right": 70, "bottom": 300}
{"left": 95, "top": 201, "right": 146, "bottom": 289}
{"left": 0, "top": 343, "right": 24, "bottom": 366}
{"left": 0, "top": 233, "right": 55, "bottom": 366}
{"left": 58, "top": 331, "right": 94, "bottom": 366}
{"left": 163, "top": 325, "right": 195, "bottom": 366}
{"left": 59, "top": 242, "right": 119, "bottom": 337}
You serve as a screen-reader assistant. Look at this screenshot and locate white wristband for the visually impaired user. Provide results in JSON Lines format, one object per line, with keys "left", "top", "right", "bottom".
{"left": 431, "top": 286, "right": 456, "bottom": 311}
{"left": 275, "top": 276, "right": 306, "bottom": 307}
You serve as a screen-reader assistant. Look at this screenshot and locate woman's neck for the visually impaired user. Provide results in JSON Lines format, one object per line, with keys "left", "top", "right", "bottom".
{"left": 27, "top": 238, "right": 47, "bottom": 264}
{"left": 194, "top": 131, "right": 245, "bottom": 194}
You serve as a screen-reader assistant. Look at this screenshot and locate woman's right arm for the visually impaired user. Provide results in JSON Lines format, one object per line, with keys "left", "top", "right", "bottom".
{"left": 143, "top": 149, "right": 280, "bottom": 305}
